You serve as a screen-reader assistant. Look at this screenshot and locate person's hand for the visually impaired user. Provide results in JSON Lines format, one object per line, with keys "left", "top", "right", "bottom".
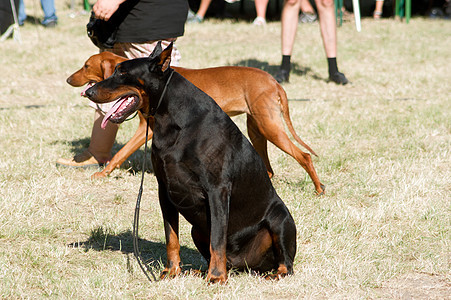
{"left": 93, "top": 0, "right": 126, "bottom": 21}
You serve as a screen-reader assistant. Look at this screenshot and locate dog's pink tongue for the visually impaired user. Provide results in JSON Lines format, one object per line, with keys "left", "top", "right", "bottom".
{"left": 101, "top": 99, "right": 125, "bottom": 129}
{"left": 81, "top": 82, "right": 95, "bottom": 97}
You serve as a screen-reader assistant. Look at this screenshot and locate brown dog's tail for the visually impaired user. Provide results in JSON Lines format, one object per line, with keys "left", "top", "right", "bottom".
{"left": 278, "top": 85, "right": 318, "bottom": 157}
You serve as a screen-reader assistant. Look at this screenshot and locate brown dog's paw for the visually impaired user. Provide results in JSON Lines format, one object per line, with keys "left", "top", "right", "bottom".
{"left": 91, "top": 171, "right": 107, "bottom": 179}
{"left": 316, "top": 184, "right": 326, "bottom": 196}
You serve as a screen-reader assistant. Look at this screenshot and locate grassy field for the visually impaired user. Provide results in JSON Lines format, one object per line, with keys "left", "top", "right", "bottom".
{"left": 0, "top": 1, "right": 450, "bottom": 298}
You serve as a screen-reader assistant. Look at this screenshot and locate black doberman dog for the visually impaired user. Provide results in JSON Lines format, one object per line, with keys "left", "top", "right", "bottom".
{"left": 85, "top": 42, "right": 297, "bottom": 284}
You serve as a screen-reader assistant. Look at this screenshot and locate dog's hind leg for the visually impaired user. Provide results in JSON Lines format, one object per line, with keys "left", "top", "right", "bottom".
{"left": 247, "top": 116, "right": 274, "bottom": 178}
{"left": 191, "top": 227, "right": 211, "bottom": 262}
{"left": 264, "top": 203, "right": 297, "bottom": 279}
{"left": 253, "top": 116, "right": 324, "bottom": 195}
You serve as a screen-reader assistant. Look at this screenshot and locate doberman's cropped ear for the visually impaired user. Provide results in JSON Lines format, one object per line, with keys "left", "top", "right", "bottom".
{"left": 149, "top": 41, "right": 163, "bottom": 60}
{"left": 101, "top": 59, "right": 115, "bottom": 79}
{"left": 158, "top": 42, "right": 173, "bottom": 73}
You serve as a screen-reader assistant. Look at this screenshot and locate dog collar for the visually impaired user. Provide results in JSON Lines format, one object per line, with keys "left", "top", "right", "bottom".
{"left": 149, "top": 70, "right": 174, "bottom": 116}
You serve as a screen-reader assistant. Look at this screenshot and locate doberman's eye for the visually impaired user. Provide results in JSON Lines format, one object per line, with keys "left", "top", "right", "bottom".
{"left": 115, "top": 68, "right": 125, "bottom": 77}
{"left": 113, "top": 69, "right": 122, "bottom": 77}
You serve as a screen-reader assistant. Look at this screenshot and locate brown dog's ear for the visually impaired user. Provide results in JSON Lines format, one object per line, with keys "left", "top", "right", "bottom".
{"left": 158, "top": 42, "right": 173, "bottom": 73}
{"left": 101, "top": 59, "right": 115, "bottom": 79}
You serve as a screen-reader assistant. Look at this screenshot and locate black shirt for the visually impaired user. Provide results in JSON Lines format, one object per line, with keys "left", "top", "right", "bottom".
{"left": 112, "top": 0, "right": 188, "bottom": 43}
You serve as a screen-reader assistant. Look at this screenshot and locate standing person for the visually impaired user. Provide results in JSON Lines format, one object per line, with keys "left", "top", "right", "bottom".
{"left": 56, "top": 0, "right": 188, "bottom": 168}
{"left": 275, "top": 0, "right": 348, "bottom": 85}
{"left": 253, "top": 0, "right": 269, "bottom": 25}
{"left": 298, "top": 0, "right": 317, "bottom": 23}
{"left": 18, "top": 0, "right": 58, "bottom": 27}
{"left": 187, "top": 0, "right": 212, "bottom": 23}
{"left": 373, "top": 0, "right": 384, "bottom": 19}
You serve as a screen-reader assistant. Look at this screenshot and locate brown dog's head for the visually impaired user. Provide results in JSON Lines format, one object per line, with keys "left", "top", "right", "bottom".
{"left": 66, "top": 52, "right": 127, "bottom": 96}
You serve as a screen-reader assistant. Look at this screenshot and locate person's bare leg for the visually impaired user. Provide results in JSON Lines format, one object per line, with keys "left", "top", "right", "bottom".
{"left": 281, "top": 0, "right": 302, "bottom": 56}
{"left": 300, "top": 0, "right": 315, "bottom": 14}
{"left": 196, "top": 0, "right": 212, "bottom": 19}
{"left": 255, "top": 0, "right": 269, "bottom": 18}
{"left": 253, "top": 0, "right": 269, "bottom": 25}
{"left": 315, "top": 0, "right": 348, "bottom": 84}
{"left": 315, "top": 0, "right": 336, "bottom": 58}
{"left": 87, "top": 109, "right": 119, "bottom": 163}
{"left": 275, "top": 0, "right": 302, "bottom": 83}
{"left": 56, "top": 109, "right": 118, "bottom": 167}
{"left": 373, "top": 0, "right": 384, "bottom": 19}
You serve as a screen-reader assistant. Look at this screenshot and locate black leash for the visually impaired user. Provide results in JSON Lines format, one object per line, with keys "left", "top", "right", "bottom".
{"left": 149, "top": 70, "right": 174, "bottom": 116}
{"left": 132, "top": 70, "right": 174, "bottom": 283}
{"left": 132, "top": 116, "right": 158, "bottom": 282}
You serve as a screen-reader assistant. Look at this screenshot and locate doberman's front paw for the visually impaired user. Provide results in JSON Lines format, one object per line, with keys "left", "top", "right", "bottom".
{"left": 206, "top": 272, "right": 227, "bottom": 284}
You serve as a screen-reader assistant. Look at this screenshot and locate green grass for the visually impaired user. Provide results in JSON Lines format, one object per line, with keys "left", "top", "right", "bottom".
{"left": 0, "top": 1, "right": 450, "bottom": 298}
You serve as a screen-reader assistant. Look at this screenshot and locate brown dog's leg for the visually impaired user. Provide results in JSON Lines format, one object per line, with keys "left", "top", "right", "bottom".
{"left": 247, "top": 116, "right": 274, "bottom": 178}
{"left": 91, "top": 113, "right": 154, "bottom": 179}
{"left": 252, "top": 114, "right": 324, "bottom": 195}
{"left": 268, "top": 131, "right": 324, "bottom": 194}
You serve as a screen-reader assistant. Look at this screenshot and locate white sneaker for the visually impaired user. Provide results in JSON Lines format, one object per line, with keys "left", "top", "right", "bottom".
{"left": 299, "top": 12, "right": 317, "bottom": 23}
{"left": 253, "top": 16, "right": 266, "bottom": 26}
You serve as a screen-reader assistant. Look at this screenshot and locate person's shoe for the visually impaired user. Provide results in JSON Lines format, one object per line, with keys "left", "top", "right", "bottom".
{"left": 56, "top": 150, "right": 108, "bottom": 169}
{"left": 299, "top": 12, "right": 317, "bottom": 23}
{"left": 253, "top": 16, "right": 266, "bottom": 26}
{"left": 187, "top": 14, "right": 203, "bottom": 24}
{"left": 329, "top": 72, "right": 349, "bottom": 85}
{"left": 187, "top": 9, "right": 196, "bottom": 19}
{"left": 43, "top": 20, "right": 57, "bottom": 28}
{"left": 373, "top": 11, "right": 383, "bottom": 19}
{"left": 274, "top": 69, "right": 290, "bottom": 83}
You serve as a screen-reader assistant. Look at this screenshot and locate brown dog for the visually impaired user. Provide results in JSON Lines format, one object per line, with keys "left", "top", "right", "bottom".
{"left": 67, "top": 52, "right": 325, "bottom": 194}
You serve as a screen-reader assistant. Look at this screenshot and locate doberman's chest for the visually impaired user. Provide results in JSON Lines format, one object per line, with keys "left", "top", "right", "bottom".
{"left": 152, "top": 149, "right": 209, "bottom": 219}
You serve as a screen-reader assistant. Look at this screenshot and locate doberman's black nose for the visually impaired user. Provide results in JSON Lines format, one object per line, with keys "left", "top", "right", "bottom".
{"left": 84, "top": 86, "right": 95, "bottom": 98}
